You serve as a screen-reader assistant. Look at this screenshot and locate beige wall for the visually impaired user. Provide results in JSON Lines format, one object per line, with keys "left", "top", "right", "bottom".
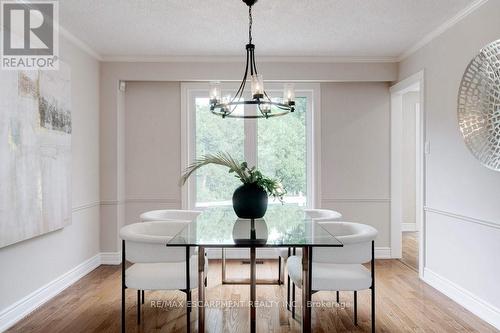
{"left": 0, "top": 37, "right": 100, "bottom": 312}
{"left": 124, "top": 82, "right": 182, "bottom": 225}
{"left": 101, "top": 61, "right": 397, "bottom": 82}
{"left": 398, "top": 0, "right": 500, "bottom": 328}
{"left": 320, "top": 83, "right": 391, "bottom": 247}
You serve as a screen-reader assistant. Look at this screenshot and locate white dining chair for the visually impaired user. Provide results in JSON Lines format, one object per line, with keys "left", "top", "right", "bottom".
{"left": 140, "top": 209, "right": 202, "bottom": 222}
{"left": 286, "top": 221, "right": 377, "bottom": 332}
{"left": 136, "top": 209, "right": 202, "bottom": 307}
{"left": 280, "top": 208, "right": 342, "bottom": 311}
{"left": 119, "top": 220, "right": 206, "bottom": 333}
{"left": 279, "top": 209, "right": 342, "bottom": 260}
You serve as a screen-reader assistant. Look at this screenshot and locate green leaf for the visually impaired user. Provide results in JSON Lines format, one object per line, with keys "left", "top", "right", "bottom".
{"left": 179, "top": 151, "right": 287, "bottom": 204}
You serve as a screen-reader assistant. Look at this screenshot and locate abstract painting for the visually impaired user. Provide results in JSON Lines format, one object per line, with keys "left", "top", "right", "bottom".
{"left": 0, "top": 64, "right": 71, "bottom": 248}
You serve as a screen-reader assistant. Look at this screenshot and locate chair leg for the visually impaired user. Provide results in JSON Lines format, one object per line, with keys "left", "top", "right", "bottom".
{"left": 137, "top": 290, "right": 141, "bottom": 324}
{"left": 371, "top": 287, "right": 375, "bottom": 333}
{"left": 186, "top": 290, "right": 191, "bottom": 332}
{"left": 185, "top": 246, "right": 191, "bottom": 333}
{"left": 142, "top": 290, "right": 144, "bottom": 305}
{"left": 286, "top": 247, "right": 291, "bottom": 310}
{"left": 291, "top": 282, "right": 296, "bottom": 319}
{"left": 121, "top": 240, "right": 126, "bottom": 333}
{"left": 371, "top": 240, "right": 376, "bottom": 333}
{"left": 188, "top": 290, "right": 192, "bottom": 312}
{"left": 121, "top": 279, "right": 125, "bottom": 333}
{"left": 336, "top": 290, "right": 339, "bottom": 303}
{"left": 354, "top": 290, "right": 358, "bottom": 326}
{"left": 278, "top": 256, "right": 282, "bottom": 285}
{"left": 287, "top": 274, "right": 291, "bottom": 310}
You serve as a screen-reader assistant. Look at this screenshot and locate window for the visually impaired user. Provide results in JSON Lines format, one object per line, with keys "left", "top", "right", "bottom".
{"left": 258, "top": 96, "right": 308, "bottom": 205}
{"left": 181, "top": 83, "right": 320, "bottom": 209}
{"left": 194, "top": 96, "right": 244, "bottom": 205}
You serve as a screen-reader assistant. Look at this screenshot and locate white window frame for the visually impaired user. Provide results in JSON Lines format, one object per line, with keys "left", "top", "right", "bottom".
{"left": 181, "top": 82, "right": 321, "bottom": 210}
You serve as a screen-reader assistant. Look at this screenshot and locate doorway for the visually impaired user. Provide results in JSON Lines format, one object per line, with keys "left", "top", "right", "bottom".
{"left": 390, "top": 71, "right": 425, "bottom": 277}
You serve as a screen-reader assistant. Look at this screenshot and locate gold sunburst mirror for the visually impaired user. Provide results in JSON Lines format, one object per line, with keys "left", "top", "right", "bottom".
{"left": 457, "top": 39, "right": 500, "bottom": 171}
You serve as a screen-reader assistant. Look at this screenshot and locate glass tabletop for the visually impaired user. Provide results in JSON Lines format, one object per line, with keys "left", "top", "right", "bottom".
{"left": 167, "top": 205, "right": 343, "bottom": 248}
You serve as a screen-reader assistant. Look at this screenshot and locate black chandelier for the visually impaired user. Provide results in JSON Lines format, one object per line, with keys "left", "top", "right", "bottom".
{"left": 209, "top": 0, "right": 295, "bottom": 119}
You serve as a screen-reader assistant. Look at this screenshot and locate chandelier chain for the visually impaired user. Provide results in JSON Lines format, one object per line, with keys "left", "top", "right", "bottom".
{"left": 248, "top": 6, "right": 252, "bottom": 44}
{"left": 209, "top": 1, "right": 294, "bottom": 119}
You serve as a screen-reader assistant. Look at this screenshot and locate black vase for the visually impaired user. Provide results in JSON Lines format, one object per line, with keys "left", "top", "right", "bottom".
{"left": 232, "top": 183, "right": 268, "bottom": 219}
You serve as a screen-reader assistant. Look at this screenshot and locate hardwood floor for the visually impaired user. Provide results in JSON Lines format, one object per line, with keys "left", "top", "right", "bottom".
{"left": 401, "top": 232, "right": 419, "bottom": 271}
{"left": 7, "top": 259, "right": 498, "bottom": 333}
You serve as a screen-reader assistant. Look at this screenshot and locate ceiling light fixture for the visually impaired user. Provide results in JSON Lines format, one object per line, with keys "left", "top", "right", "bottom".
{"left": 209, "top": 0, "right": 295, "bottom": 119}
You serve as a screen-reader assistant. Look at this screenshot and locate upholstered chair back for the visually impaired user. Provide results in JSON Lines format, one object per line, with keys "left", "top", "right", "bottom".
{"left": 120, "top": 220, "right": 194, "bottom": 263}
{"left": 313, "top": 222, "right": 377, "bottom": 264}
{"left": 140, "top": 209, "right": 201, "bottom": 222}
{"left": 304, "top": 208, "right": 342, "bottom": 221}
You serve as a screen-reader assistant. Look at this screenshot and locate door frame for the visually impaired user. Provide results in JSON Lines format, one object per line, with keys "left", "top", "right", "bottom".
{"left": 389, "top": 70, "right": 425, "bottom": 278}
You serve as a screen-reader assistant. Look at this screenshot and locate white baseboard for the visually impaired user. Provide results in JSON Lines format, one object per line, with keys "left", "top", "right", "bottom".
{"left": 375, "top": 247, "right": 392, "bottom": 259}
{"left": 100, "top": 252, "right": 121, "bottom": 265}
{"left": 0, "top": 254, "right": 101, "bottom": 332}
{"left": 402, "top": 223, "right": 417, "bottom": 232}
{"left": 423, "top": 268, "right": 500, "bottom": 330}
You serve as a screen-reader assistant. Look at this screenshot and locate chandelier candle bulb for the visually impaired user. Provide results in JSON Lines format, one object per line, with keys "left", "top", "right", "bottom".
{"left": 209, "top": 81, "right": 221, "bottom": 104}
{"left": 283, "top": 83, "right": 296, "bottom": 106}
{"left": 251, "top": 74, "right": 264, "bottom": 99}
{"left": 222, "top": 95, "right": 231, "bottom": 105}
{"left": 222, "top": 95, "right": 231, "bottom": 112}
{"left": 261, "top": 103, "right": 271, "bottom": 113}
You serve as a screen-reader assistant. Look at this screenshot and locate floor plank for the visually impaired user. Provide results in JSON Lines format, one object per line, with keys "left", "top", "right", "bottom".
{"left": 401, "top": 232, "right": 418, "bottom": 271}
{"left": 6, "top": 259, "right": 498, "bottom": 333}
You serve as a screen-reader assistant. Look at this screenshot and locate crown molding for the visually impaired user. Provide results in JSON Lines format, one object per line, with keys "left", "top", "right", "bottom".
{"left": 101, "top": 55, "right": 398, "bottom": 64}
{"left": 397, "top": 0, "right": 489, "bottom": 61}
{"left": 59, "top": 26, "right": 103, "bottom": 61}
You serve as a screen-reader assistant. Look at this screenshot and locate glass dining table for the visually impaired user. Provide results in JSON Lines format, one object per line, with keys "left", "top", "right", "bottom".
{"left": 167, "top": 205, "right": 343, "bottom": 333}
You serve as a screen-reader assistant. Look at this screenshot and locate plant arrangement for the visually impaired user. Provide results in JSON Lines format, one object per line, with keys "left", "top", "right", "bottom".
{"left": 180, "top": 152, "right": 286, "bottom": 203}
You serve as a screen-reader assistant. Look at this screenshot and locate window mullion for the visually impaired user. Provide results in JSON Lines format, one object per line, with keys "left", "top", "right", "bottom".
{"left": 244, "top": 105, "right": 258, "bottom": 167}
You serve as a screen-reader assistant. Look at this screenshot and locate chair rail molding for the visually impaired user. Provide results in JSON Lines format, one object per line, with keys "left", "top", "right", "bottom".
{"left": 100, "top": 199, "right": 122, "bottom": 206}
{"left": 100, "top": 197, "right": 181, "bottom": 206}
{"left": 72, "top": 201, "right": 100, "bottom": 212}
{"left": 321, "top": 195, "right": 390, "bottom": 203}
{"left": 424, "top": 207, "right": 500, "bottom": 230}
{"left": 124, "top": 195, "right": 181, "bottom": 204}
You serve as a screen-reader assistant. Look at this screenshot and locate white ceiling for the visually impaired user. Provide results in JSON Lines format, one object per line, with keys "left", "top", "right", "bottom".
{"left": 59, "top": 0, "right": 476, "bottom": 60}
